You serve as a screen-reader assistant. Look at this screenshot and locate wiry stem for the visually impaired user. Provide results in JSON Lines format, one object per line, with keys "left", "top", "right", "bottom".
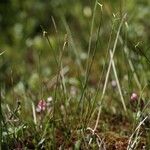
{"left": 94, "top": 13, "right": 127, "bottom": 132}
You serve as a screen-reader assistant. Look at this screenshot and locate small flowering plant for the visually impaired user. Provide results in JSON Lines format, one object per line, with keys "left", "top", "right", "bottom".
{"left": 36, "top": 97, "right": 53, "bottom": 113}
{"left": 34, "top": 97, "right": 53, "bottom": 126}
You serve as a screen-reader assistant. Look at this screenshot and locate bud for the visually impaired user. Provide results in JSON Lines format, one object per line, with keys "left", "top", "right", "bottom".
{"left": 47, "top": 96, "right": 53, "bottom": 103}
{"left": 47, "top": 96, "right": 53, "bottom": 106}
{"left": 111, "top": 80, "right": 117, "bottom": 88}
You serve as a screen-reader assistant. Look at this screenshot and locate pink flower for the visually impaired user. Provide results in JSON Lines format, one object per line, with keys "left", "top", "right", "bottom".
{"left": 130, "top": 92, "right": 144, "bottom": 111}
{"left": 130, "top": 92, "right": 138, "bottom": 101}
{"left": 36, "top": 100, "right": 47, "bottom": 112}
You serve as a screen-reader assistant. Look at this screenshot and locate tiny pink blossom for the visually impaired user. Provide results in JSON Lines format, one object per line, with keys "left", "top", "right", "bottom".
{"left": 130, "top": 92, "right": 138, "bottom": 101}
{"left": 36, "top": 100, "right": 47, "bottom": 112}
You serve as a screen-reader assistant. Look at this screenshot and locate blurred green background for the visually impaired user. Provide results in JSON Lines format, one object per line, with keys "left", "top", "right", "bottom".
{"left": 0, "top": 0, "right": 150, "bottom": 101}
